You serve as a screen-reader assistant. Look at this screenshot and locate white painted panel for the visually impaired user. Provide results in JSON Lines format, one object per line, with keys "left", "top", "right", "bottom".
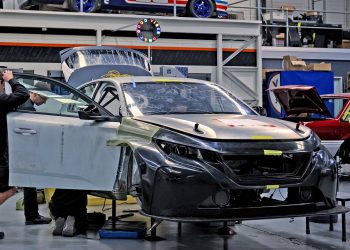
{"left": 325, "top": 0, "right": 346, "bottom": 25}
{"left": 228, "top": 0, "right": 256, "bottom": 20}
{"left": 8, "top": 113, "right": 121, "bottom": 191}
{"left": 222, "top": 67, "right": 258, "bottom": 103}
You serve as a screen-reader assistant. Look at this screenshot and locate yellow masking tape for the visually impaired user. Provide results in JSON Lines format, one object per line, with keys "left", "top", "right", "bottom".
{"left": 251, "top": 135, "right": 273, "bottom": 140}
{"left": 266, "top": 185, "right": 280, "bottom": 190}
{"left": 264, "top": 150, "right": 283, "bottom": 156}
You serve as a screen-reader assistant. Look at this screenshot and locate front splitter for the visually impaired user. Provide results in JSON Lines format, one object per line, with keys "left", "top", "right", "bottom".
{"left": 139, "top": 205, "right": 349, "bottom": 223}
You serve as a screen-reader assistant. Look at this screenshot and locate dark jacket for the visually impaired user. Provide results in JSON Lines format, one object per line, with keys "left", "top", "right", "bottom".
{"left": 0, "top": 79, "right": 29, "bottom": 165}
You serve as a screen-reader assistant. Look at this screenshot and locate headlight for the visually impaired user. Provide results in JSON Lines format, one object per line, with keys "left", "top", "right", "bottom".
{"left": 312, "top": 146, "right": 336, "bottom": 173}
{"left": 156, "top": 140, "right": 221, "bottom": 163}
{"left": 312, "top": 149, "right": 331, "bottom": 169}
{"left": 309, "top": 131, "right": 321, "bottom": 148}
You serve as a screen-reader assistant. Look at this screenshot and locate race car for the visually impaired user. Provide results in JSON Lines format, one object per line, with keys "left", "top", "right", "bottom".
{"left": 26, "top": 0, "right": 228, "bottom": 18}
{"left": 7, "top": 46, "right": 339, "bottom": 223}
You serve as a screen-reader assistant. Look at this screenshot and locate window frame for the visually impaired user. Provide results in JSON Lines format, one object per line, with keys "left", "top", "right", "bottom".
{"left": 14, "top": 73, "right": 116, "bottom": 119}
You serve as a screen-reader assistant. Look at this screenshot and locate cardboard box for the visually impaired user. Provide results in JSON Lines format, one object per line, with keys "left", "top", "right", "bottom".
{"left": 276, "top": 33, "right": 285, "bottom": 39}
{"left": 272, "top": 33, "right": 285, "bottom": 47}
{"left": 283, "top": 55, "right": 307, "bottom": 71}
{"left": 306, "top": 11, "right": 319, "bottom": 16}
{"left": 342, "top": 40, "right": 350, "bottom": 48}
{"left": 307, "top": 63, "right": 332, "bottom": 71}
{"left": 271, "top": 11, "right": 293, "bottom": 21}
{"left": 280, "top": 4, "right": 296, "bottom": 12}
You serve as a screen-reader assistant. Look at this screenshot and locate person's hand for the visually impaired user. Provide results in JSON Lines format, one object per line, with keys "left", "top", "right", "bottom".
{"left": 2, "top": 70, "right": 13, "bottom": 82}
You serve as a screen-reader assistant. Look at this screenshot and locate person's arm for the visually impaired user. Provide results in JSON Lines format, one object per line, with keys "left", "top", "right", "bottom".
{"left": 0, "top": 71, "right": 29, "bottom": 109}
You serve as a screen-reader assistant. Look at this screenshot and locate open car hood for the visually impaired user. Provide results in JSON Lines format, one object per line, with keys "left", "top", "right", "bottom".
{"left": 60, "top": 46, "right": 153, "bottom": 88}
{"left": 268, "top": 85, "right": 331, "bottom": 116}
{"left": 134, "top": 114, "right": 311, "bottom": 140}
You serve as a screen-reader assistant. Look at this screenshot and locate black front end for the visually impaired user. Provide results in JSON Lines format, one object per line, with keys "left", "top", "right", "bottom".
{"left": 135, "top": 130, "right": 337, "bottom": 220}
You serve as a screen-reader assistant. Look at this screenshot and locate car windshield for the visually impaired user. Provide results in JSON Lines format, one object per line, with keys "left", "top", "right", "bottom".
{"left": 121, "top": 81, "right": 256, "bottom": 116}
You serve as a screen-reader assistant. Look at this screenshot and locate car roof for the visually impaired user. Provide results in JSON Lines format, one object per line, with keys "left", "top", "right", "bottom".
{"left": 105, "top": 76, "right": 214, "bottom": 85}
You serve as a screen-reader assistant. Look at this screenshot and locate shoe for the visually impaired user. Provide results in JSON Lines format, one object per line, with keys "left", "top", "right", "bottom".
{"left": 25, "top": 215, "right": 52, "bottom": 225}
{"left": 62, "top": 216, "right": 76, "bottom": 237}
{"left": 52, "top": 217, "right": 66, "bottom": 236}
{"left": 0, "top": 231, "right": 4, "bottom": 240}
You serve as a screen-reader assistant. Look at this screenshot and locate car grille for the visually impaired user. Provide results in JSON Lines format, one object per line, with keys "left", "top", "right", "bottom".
{"left": 217, "top": 152, "right": 312, "bottom": 185}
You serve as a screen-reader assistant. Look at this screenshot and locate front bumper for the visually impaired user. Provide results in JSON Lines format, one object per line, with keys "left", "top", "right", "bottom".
{"left": 136, "top": 143, "right": 337, "bottom": 219}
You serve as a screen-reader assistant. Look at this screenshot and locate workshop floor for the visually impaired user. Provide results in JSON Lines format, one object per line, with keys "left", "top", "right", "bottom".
{"left": 0, "top": 180, "right": 349, "bottom": 250}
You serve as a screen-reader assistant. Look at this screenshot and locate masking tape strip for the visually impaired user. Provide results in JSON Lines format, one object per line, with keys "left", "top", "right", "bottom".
{"left": 264, "top": 150, "right": 283, "bottom": 156}
{"left": 266, "top": 185, "right": 280, "bottom": 190}
{"left": 251, "top": 135, "right": 273, "bottom": 140}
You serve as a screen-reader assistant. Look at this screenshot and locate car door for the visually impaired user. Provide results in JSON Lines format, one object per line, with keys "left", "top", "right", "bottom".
{"left": 7, "top": 74, "right": 121, "bottom": 191}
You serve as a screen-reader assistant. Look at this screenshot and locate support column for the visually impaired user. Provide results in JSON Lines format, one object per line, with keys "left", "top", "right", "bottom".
{"left": 96, "top": 29, "right": 102, "bottom": 46}
{"left": 323, "top": 0, "right": 327, "bottom": 23}
{"left": 256, "top": 35, "right": 262, "bottom": 106}
{"left": 256, "top": 0, "right": 261, "bottom": 21}
{"left": 217, "top": 33, "right": 223, "bottom": 86}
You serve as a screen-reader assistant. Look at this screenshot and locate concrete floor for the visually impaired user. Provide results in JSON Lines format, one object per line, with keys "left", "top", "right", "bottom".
{"left": 0, "top": 181, "right": 349, "bottom": 250}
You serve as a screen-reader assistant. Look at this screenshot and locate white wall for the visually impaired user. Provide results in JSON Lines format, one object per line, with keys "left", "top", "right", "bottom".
{"left": 265, "top": 0, "right": 309, "bottom": 11}
{"left": 228, "top": 0, "right": 257, "bottom": 20}
{"left": 324, "top": 0, "right": 346, "bottom": 26}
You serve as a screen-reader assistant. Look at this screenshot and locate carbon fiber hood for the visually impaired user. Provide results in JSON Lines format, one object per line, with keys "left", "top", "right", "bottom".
{"left": 133, "top": 114, "right": 311, "bottom": 140}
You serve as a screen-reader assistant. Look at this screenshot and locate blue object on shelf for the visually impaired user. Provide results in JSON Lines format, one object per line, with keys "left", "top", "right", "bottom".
{"left": 265, "top": 70, "right": 334, "bottom": 118}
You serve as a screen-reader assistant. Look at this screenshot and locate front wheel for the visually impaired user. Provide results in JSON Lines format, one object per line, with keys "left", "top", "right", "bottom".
{"left": 67, "top": 0, "right": 100, "bottom": 12}
{"left": 187, "top": 0, "right": 215, "bottom": 18}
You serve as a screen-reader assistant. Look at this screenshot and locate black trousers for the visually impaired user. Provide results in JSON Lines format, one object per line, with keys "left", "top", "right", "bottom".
{"left": 49, "top": 189, "right": 88, "bottom": 233}
{"left": 23, "top": 187, "right": 39, "bottom": 220}
{"left": 0, "top": 165, "right": 11, "bottom": 192}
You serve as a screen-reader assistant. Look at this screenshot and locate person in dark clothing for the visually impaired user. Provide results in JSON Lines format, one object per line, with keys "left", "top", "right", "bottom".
{"left": 49, "top": 189, "right": 88, "bottom": 237}
{"left": 0, "top": 70, "right": 29, "bottom": 240}
{"left": 18, "top": 91, "right": 52, "bottom": 225}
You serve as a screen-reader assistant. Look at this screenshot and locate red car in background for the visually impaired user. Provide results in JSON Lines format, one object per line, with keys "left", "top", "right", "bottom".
{"left": 270, "top": 85, "right": 350, "bottom": 165}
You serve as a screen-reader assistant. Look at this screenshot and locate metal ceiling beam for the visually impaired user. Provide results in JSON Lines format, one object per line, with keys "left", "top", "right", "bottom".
{"left": 0, "top": 9, "right": 261, "bottom": 36}
{"left": 223, "top": 37, "right": 256, "bottom": 65}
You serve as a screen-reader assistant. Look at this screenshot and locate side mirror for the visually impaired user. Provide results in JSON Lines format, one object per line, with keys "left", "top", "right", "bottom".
{"left": 252, "top": 106, "right": 267, "bottom": 116}
{"left": 78, "top": 104, "right": 120, "bottom": 122}
{"left": 78, "top": 110, "right": 108, "bottom": 121}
